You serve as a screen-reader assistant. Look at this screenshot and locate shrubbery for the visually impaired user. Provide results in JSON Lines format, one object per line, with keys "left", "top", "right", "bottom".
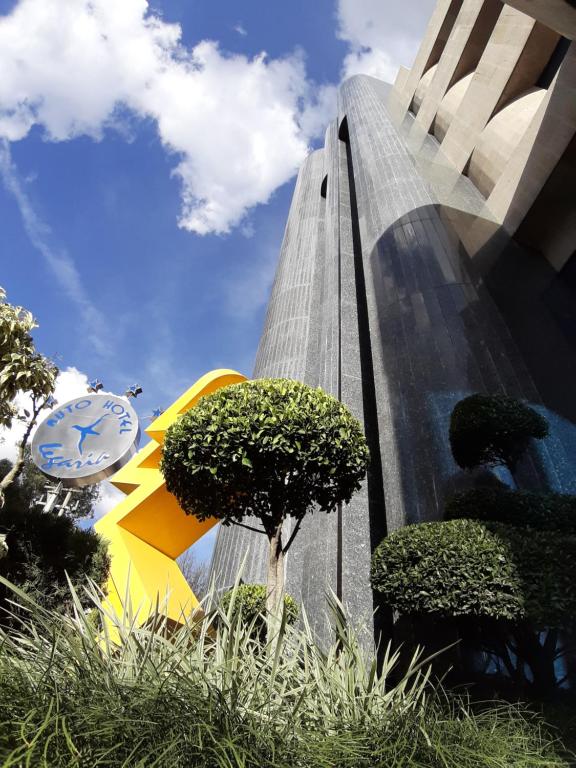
{"left": 371, "top": 520, "right": 521, "bottom": 619}
{"left": 370, "top": 518, "right": 576, "bottom": 627}
{"left": 0, "top": 505, "right": 109, "bottom": 613}
{"left": 0, "top": 458, "right": 109, "bottom": 614}
{"left": 161, "top": 379, "right": 369, "bottom": 526}
{"left": 372, "top": 392, "right": 576, "bottom": 696}
{"left": 220, "top": 583, "right": 298, "bottom": 635}
{"left": 0, "top": 579, "right": 570, "bottom": 768}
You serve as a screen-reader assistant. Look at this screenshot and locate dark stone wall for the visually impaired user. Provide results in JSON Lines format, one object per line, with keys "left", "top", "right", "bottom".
{"left": 210, "top": 74, "right": 576, "bottom": 644}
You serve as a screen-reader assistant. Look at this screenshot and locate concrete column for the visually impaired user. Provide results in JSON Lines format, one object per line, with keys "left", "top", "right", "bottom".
{"left": 393, "top": 65, "right": 410, "bottom": 94}
{"left": 335, "top": 110, "right": 384, "bottom": 642}
{"left": 282, "top": 128, "right": 340, "bottom": 642}
{"left": 503, "top": 0, "right": 576, "bottom": 39}
{"left": 414, "top": 0, "right": 502, "bottom": 133}
{"left": 440, "top": 6, "right": 554, "bottom": 172}
{"left": 340, "top": 75, "right": 542, "bottom": 532}
{"left": 488, "top": 41, "right": 576, "bottom": 258}
{"left": 396, "top": 0, "right": 464, "bottom": 111}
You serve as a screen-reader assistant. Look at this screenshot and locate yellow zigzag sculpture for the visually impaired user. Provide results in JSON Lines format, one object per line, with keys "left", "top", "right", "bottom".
{"left": 94, "top": 369, "right": 246, "bottom": 628}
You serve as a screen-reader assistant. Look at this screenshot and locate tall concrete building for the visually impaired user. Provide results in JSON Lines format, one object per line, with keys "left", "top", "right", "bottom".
{"left": 210, "top": 0, "right": 576, "bottom": 640}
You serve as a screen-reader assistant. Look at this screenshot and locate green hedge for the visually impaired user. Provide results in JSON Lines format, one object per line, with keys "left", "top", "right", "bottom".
{"left": 446, "top": 487, "right": 576, "bottom": 534}
{"left": 370, "top": 519, "right": 576, "bottom": 627}
{"left": 449, "top": 394, "right": 548, "bottom": 471}
{"left": 220, "top": 583, "right": 298, "bottom": 627}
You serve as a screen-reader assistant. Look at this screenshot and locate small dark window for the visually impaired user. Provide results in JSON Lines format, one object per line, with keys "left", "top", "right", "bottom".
{"left": 320, "top": 175, "right": 328, "bottom": 198}
{"left": 338, "top": 116, "right": 349, "bottom": 143}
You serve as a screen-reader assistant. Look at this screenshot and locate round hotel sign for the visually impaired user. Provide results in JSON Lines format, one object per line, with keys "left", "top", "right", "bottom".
{"left": 31, "top": 394, "right": 140, "bottom": 487}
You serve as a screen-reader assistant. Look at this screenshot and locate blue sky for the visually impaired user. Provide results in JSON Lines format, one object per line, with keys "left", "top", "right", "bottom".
{"left": 0, "top": 0, "right": 434, "bottom": 560}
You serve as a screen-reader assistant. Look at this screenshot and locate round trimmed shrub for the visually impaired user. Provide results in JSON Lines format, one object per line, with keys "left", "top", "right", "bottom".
{"left": 446, "top": 487, "right": 576, "bottom": 534}
{"left": 370, "top": 519, "right": 576, "bottom": 626}
{"left": 160, "top": 378, "right": 370, "bottom": 526}
{"left": 449, "top": 394, "right": 548, "bottom": 472}
{"left": 220, "top": 584, "right": 298, "bottom": 628}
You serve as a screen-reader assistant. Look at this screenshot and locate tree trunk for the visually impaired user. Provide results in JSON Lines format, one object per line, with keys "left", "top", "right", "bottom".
{"left": 0, "top": 455, "right": 24, "bottom": 503}
{"left": 513, "top": 622, "right": 558, "bottom": 699}
{"left": 0, "top": 443, "right": 27, "bottom": 509}
{"left": 0, "top": 400, "right": 42, "bottom": 508}
{"left": 266, "top": 524, "right": 285, "bottom": 642}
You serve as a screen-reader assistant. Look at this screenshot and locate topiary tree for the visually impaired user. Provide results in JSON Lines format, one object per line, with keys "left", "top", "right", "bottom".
{"left": 220, "top": 583, "right": 298, "bottom": 641}
{"left": 373, "top": 393, "right": 570, "bottom": 696}
{"left": 161, "top": 379, "right": 369, "bottom": 632}
{"left": 371, "top": 519, "right": 576, "bottom": 625}
{"left": 371, "top": 518, "right": 576, "bottom": 696}
{"left": 449, "top": 394, "right": 548, "bottom": 475}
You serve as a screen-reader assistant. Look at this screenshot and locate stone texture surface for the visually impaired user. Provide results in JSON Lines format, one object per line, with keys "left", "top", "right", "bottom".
{"left": 338, "top": 76, "right": 550, "bottom": 534}
{"left": 209, "top": 150, "right": 327, "bottom": 602}
{"left": 211, "top": 5, "right": 576, "bottom": 642}
{"left": 398, "top": 0, "right": 575, "bottom": 269}
{"left": 504, "top": 0, "right": 576, "bottom": 40}
{"left": 468, "top": 86, "right": 546, "bottom": 197}
{"left": 488, "top": 41, "right": 576, "bottom": 245}
{"left": 433, "top": 71, "right": 474, "bottom": 141}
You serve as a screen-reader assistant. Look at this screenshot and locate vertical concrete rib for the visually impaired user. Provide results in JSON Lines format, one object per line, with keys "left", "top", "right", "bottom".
{"left": 440, "top": 6, "right": 545, "bottom": 172}
{"left": 414, "top": 0, "right": 502, "bottom": 133}
{"left": 397, "top": 0, "right": 465, "bottom": 110}
{"left": 488, "top": 41, "right": 576, "bottom": 240}
{"left": 277, "top": 128, "right": 340, "bottom": 639}
{"left": 334, "top": 114, "right": 387, "bottom": 639}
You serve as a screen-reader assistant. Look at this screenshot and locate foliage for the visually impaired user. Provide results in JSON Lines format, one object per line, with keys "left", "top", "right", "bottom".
{"left": 449, "top": 394, "right": 549, "bottom": 472}
{"left": 161, "top": 379, "right": 369, "bottom": 527}
{"left": 0, "top": 578, "right": 569, "bottom": 767}
{"left": 0, "top": 286, "right": 56, "bottom": 430}
{"left": 383, "top": 394, "right": 570, "bottom": 696}
{"left": 220, "top": 583, "right": 299, "bottom": 629}
{"left": 161, "top": 378, "right": 369, "bottom": 628}
{"left": 446, "top": 487, "right": 576, "bottom": 534}
{"left": 0, "top": 286, "right": 58, "bottom": 509}
{"left": 370, "top": 519, "right": 576, "bottom": 627}
{"left": 0, "top": 459, "right": 109, "bottom": 613}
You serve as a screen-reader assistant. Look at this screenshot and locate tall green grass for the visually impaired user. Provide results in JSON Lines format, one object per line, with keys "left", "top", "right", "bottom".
{"left": 0, "top": 577, "right": 570, "bottom": 767}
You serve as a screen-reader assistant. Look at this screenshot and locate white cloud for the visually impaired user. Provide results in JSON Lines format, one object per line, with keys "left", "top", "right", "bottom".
{"left": 234, "top": 23, "right": 247, "bottom": 37}
{"left": 0, "top": 366, "right": 91, "bottom": 462}
{"left": 0, "top": 0, "right": 334, "bottom": 235}
{"left": 298, "top": 84, "right": 338, "bottom": 140}
{"left": 337, "top": 0, "right": 435, "bottom": 82}
{"left": 341, "top": 48, "right": 398, "bottom": 83}
{"left": 93, "top": 481, "right": 125, "bottom": 520}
